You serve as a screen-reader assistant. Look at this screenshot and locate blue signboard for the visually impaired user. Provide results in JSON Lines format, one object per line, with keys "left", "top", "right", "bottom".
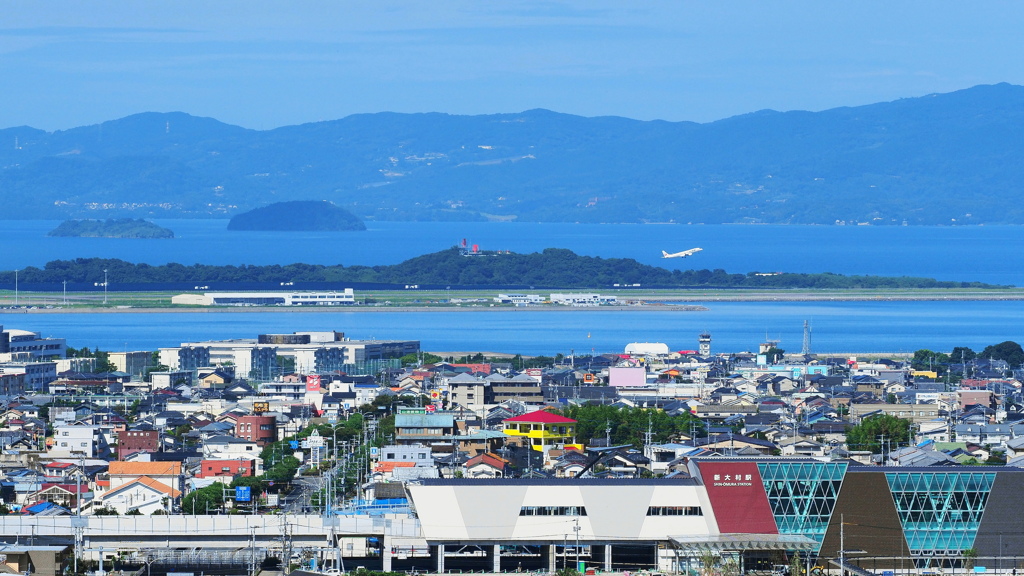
{"left": 289, "top": 440, "right": 299, "bottom": 449}
{"left": 235, "top": 486, "right": 251, "bottom": 502}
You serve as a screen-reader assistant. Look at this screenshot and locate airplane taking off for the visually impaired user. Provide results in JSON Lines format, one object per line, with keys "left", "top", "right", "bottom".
{"left": 662, "top": 247, "right": 703, "bottom": 259}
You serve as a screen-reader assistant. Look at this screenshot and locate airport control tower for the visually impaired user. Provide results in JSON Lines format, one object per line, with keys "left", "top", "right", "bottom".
{"left": 698, "top": 332, "right": 711, "bottom": 356}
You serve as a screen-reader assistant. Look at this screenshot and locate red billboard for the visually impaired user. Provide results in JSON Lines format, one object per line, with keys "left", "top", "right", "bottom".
{"left": 697, "top": 461, "right": 777, "bottom": 534}
{"left": 306, "top": 375, "right": 322, "bottom": 392}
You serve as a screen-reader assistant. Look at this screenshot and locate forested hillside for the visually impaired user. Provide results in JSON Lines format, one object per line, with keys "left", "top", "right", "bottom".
{"left": 0, "top": 248, "right": 1001, "bottom": 289}
{"left": 2, "top": 83, "right": 1023, "bottom": 224}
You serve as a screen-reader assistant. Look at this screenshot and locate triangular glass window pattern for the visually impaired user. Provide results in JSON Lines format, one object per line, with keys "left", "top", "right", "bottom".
{"left": 757, "top": 462, "right": 848, "bottom": 551}
{"left": 884, "top": 472, "right": 995, "bottom": 556}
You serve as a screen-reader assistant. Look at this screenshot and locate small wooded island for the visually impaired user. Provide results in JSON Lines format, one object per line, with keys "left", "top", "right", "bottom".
{"left": 227, "top": 200, "right": 366, "bottom": 231}
{"left": 47, "top": 218, "right": 174, "bottom": 239}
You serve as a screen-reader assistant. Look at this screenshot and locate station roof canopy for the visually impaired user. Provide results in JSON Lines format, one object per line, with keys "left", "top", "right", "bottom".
{"left": 670, "top": 533, "right": 818, "bottom": 552}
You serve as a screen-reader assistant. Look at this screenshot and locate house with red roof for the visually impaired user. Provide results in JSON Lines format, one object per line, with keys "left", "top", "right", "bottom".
{"left": 502, "top": 409, "right": 578, "bottom": 453}
{"left": 30, "top": 483, "right": 91, "bottom": 510}
{"left": 464, "top": 452, "right": 507, "bottom": 478}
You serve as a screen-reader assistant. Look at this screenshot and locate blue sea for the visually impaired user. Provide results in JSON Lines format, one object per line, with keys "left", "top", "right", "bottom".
{"left": 1, "top": 220, "right": 1023, "bottom": 355}
{"left": 1, "top": 301, "right": 1022, "bottom": 356}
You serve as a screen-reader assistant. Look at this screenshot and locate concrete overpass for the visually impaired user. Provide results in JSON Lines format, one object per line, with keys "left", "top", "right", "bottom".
{"left": 0, "top": 515, "right": 423, "bottom": 571}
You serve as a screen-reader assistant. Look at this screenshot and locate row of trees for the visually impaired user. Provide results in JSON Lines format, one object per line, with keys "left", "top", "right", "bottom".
{"left": 0, "top": 248, "right": 1002, "bottom": 289}
{"left": 559, "top": 404, "right": 707, "bottom": 447}
{"left": 912, "top": 341, "right": 1024, "bottom": 375}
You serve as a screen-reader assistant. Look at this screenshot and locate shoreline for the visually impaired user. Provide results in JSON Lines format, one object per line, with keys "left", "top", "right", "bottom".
{"left": 2, "top": 304, "right": 712, "bottom": 314}
{"left": 5, "top": 288, "right": 1024, "bottom": 314}
{"left": 4, "top": 293, "right": 1024, "bottom": 314}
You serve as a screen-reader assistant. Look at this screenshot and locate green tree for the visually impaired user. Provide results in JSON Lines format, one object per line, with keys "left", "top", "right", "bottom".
{"left": 980, "top": 341, "right": 1024, "bottom": 368}
{"left": 846, "top": 414, "right": 913, "bottom": 454}
{"left": 231, "top": 475, "right": 267, "bottom": 495}
{"left": 763, "top": 347, "right": 785, "bottom": 363}
{"left": 94, "top": 350, "right": 117, "bottom": 373}
{"left": 950, "top": 346, "right": 976, "bottom": 364}
{"left": 398, "top": 352, "right": 442, "bottom": 366}
{"left": 277, "top": 355, "right": 296, "bottom": 374}
{"left": 962, "top": 548, "right": 978, "bottom": 571}
{"left": 911, "top": 349, "right": 950, "bottom": 372}
{"left": 182, "top": 483, "right": 224, "bottom": 515}
{"left": 560, "top": 405, "right": 705, "bottom": 447}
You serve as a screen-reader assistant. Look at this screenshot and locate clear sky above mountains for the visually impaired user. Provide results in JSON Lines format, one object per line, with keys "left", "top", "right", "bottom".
{"left": 3, "top": 1, "right": 1023, "bottom": 131}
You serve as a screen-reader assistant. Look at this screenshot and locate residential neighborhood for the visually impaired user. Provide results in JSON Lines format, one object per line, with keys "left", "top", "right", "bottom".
{"left": 2, "top": 324, "right": 1024, "bottom": 575}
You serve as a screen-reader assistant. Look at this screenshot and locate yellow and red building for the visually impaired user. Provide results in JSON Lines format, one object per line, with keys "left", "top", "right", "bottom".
{"left": 502, "top": 409, "right": 578, "bottom": 452}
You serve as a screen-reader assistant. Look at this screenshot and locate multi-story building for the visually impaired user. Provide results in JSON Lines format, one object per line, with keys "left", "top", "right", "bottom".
{"left": 407, "top": 459, "right": 1024, "bottom": 573}
{"left": 0, "top": 372, "right": 27, "bottom": 396}
{"left": 234, "top": 415, "right": 276, "bottom": 446}
{"left": 149, "top": 370, "right": 194, "bottom": 388}
{"left": 848, "top": 403, "right": 941, "bottom": 423}
{"left": 0, "top": 328, "right": 66, "bottom": 361}
{"left": 50, "top": 425, "right": 105, "bottom": 458}
{"left": 158, "top": 345, "right": 212, "bottom": 373}
{"left": 502, "top": 409, "right": 577, "bottom": 453}
{"left": 117, "top": 429, "right": 160, "bottom": 459}
{"left": 448, "top": 373, "right": 544, "bottom": 415}
{"left": 108, "top": 351, "right": 152, "bottom": 377}
{"left": 195, "top": 458, "right": 257, "bottom": 480}
{"left": 394, "top": 409, "right": 456, "bottom": 446}
{"left": 0, "top": 361, "right": 58, "bottom": 392}
{"left": 160, "top": 331, "right": 419, "bottom": 382}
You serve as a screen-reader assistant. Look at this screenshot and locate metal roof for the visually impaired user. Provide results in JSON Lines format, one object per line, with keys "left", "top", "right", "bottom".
{"left": 670, "top": 533, "right": 818, "bottom": 552}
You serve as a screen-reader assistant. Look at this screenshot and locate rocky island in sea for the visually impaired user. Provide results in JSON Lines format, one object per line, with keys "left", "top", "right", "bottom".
{"left": 47, "top": 218, "right": 174, "bottom": 239}
{"left": 227, "top": 200, "right": 366, "bottom": 231}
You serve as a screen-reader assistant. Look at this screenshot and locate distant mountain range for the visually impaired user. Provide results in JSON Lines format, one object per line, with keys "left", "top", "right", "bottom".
{"left": 2, "top": 83, "right": 1023, "bottom": 224}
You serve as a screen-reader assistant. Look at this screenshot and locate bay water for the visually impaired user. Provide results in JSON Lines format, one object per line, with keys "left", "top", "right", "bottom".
{"left": 2, "top": 300, "right": 1022, "bottom": 356}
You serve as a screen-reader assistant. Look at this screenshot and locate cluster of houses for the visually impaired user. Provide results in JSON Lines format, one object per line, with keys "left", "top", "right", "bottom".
{"left": 3, "top": 324, "right": 1024, "bottom": 520}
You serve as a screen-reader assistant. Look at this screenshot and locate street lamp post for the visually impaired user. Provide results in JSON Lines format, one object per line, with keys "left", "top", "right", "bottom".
{"left": 103, "top": 269, "right": 108, "bottom": 305}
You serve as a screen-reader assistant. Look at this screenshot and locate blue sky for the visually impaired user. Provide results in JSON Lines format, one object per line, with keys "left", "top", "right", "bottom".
{"left": 2, "top": 1, "right": 1023, "bottom": 131}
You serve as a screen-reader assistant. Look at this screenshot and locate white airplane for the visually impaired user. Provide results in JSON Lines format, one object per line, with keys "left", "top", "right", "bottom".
{"left": 662, "top": 247, "right": 703, "bottom": 259}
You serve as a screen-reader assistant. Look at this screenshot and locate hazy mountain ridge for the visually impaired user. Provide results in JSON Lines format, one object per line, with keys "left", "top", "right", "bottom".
{"left": 2, "top": 84, "right": 1023, "bottom": 224}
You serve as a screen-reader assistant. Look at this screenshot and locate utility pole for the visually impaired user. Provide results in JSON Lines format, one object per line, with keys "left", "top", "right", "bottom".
{"left": 250, "top": 527, "right": 257, "bottom": 576}
{"left": 103, "top": 269, "right": 108, "bottom": 305}
{"left": 573, "top": 517, "right": 581, "bottom": 572}
{"left": 839, "top": 513, "right": 844, "bottom": 574}
{"left": 63, "top": 280, "right": 67, "bottom": 305}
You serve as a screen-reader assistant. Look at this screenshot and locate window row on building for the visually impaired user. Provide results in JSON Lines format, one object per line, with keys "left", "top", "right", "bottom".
{"left": 519, "top": 506, "right": 588, "bottom": 516}
{"left": 646, "top": 506, "right": 703, "bottom": 516}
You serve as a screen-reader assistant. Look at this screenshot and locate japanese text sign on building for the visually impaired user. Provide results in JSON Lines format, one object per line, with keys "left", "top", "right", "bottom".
{"left": 710, "top": 472, "right": 754, "bottom": 487}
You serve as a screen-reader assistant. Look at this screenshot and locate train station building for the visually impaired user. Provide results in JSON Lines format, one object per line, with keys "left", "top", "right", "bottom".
{"left": 404, "top": 458, "right": 1024, "bottom": 573}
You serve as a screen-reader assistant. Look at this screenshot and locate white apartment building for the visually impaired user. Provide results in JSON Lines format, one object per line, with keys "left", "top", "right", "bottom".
{"left": 50, "top": 425, "right": 104, "bottom": 458}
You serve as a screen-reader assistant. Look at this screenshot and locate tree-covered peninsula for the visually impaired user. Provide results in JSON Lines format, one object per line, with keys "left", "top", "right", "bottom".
{"left": 47, "top": 218, "right": 174, "bottom": 239}
{"left": 227, "top": 200, "right": 366, "bottom": 231}
{"left": 2, "top": 247, "right": 1004, "bottom": 289}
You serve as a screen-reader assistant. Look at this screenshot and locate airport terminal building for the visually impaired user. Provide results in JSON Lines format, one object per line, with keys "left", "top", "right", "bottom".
{"left": 405, "top": 458, "right": 1024, "bottom": 573}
